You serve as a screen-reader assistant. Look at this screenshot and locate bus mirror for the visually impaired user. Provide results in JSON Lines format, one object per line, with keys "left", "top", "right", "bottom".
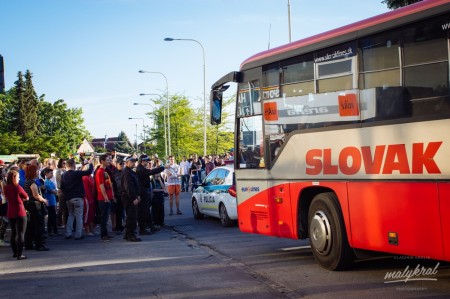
{"left": 210, "top": 90, "right": 223, "bottom": 125}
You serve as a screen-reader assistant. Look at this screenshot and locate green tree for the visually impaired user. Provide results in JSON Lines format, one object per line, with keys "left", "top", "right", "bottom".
{"left": 114, "top": 131, "right": 134, "bottom": 153}
{"left": 0, "top": 90, "right": 18, "bottom": 133}
{"left": 0, "top": 71, "right": 91, "bottom": 158}
{"left": 19, "top": 70, "right": 39, "bottom": 136}
{"left": 37, "top": 98, "right": 90, "bottom": 157}
{"left": 144, "top": 93, "right": 235, "bottom": 160}
{"left": 382, "top": 0, "right": 422, "bottom": 9}
{"left": 12, "top": 71, "right": 25, "bottom": 134}
{"left": 0, "top": 132, "right": 23, "bottom": 154}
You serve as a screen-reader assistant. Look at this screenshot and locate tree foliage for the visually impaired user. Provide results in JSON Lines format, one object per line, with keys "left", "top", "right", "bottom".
{"left": 382, "top": 0, "right": 422, "bottom": 9}
{"left": 0, "top": 70, "right": 91, "bottom": 158}
{"left": 114, "top": 131, "right": 134, "bottom": 153}
{"left": 143, "top": 93, "right": 234, "bottom": 160}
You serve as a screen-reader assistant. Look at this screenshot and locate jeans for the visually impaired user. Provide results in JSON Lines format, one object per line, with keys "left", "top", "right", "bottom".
{"left": 98, "top": 200, "right": 111, "bottom": 238}
{"left": 125, "top": 203, "right": 138, "bottom": 237}
{"left": 181, "top": 174, "right": 190, "bottom": 192}
{"left": 9, "top": 216, "right": 27, "bottom": 256}
{"left": 66, "top": 197, "right": 83, "bottom": 238}
{"left": 24, "top": 201, "right": 45, "bottom": 248}
{"left": 114, "top": 195, "right": 124, "bottom": 232}
{"left": 57, "top": 190, "right": 67, "bottom": 227}
{"left": 47, "top": 206, "right": 57, "bottom": 234}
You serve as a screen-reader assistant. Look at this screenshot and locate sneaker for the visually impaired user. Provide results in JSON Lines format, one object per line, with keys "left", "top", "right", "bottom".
{"left": 17, "top": 255, "right": 27, "bottom": 260}
{"left": 86, "top": 232, "right": 95, "bottom": 237}
{"left": 177, "top": 210, "right": 182, "bottom": 215}
{"left": 0, "top": 239, "right": 9, "bottom": 247}
{"left": 101, "top": 236, "right": 111, "bottom": 242}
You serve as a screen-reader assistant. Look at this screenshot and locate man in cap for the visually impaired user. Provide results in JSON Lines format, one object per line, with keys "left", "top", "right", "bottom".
{"left": 121, "top": 156, "right": 141, "bottom": 241}
{"left": 136, "top": 154, "right": 164, "bottom": 235}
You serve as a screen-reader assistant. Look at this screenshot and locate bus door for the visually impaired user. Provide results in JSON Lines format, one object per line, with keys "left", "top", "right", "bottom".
{"left": 235, "top": 71, "right": 271, "bottom": 235}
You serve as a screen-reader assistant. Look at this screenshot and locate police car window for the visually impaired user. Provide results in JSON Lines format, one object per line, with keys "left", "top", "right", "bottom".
{"left": 213, "top": 169, "right": 229, "bottom": 185}
{"left": 204, "top": 169, "right": 218, "bottom": 185}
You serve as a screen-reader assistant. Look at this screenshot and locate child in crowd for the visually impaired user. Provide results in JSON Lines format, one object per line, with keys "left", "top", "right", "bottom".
{"left": 44, "top": 168, "right": 58, "bottom": 235}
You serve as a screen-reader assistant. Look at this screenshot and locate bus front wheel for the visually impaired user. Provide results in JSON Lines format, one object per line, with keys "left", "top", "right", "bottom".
{"left": 308, "top": 192, "right": 354, "bottom": 271}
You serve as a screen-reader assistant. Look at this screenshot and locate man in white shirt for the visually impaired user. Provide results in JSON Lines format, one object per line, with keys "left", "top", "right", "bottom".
{"left": 179, "top": 156, "right": 191, "bottom": 192}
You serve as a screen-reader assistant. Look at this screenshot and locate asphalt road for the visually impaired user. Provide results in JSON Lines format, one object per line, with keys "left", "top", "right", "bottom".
{"left": 1, "top": 192, "right": 449, "bottom": 298}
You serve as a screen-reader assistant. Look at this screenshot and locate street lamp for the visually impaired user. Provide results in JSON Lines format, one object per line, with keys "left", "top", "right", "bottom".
{"left": 164, "top": 37, "right": 207, "bottom": 156}
{"left": 128, "top": 117, "right": 145, "bottom": 152}
{"left": 138, "top": 70, "right": 171, "bottom": 156}
{"left": 138, "top": 93, "right": 168, "bottom": 157}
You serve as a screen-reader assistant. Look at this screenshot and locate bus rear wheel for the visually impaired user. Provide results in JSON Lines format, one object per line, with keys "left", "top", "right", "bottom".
{"left": 308, "top": 192, "right": 354, "bottom": 271}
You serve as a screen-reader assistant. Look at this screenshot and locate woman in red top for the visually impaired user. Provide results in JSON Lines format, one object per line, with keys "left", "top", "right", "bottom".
{"left": 3, "top": 170, "right": 29, "bottom": 260}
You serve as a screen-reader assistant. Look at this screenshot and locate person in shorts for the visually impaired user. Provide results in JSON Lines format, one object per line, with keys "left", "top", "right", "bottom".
{"left": 166, "top": 156, "right": 181, "bottom": 215}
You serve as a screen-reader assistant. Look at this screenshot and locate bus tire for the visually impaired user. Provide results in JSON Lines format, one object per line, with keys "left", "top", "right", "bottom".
{"left": 308, "top": 192, "right": 354, "bottom": 270}
{"left": 192, "top": 198, "right": 204, "bottom": 220}
{"left": 219, "top": 203, "right": 233, "bottom": 227}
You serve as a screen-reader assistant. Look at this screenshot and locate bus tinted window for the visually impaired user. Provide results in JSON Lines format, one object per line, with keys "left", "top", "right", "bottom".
{"left": 263, "top": 68, "right": 279, "bottom": 88}
{"left": 404, "top": 38, "right": 448, "bottom": 66}
{"left": 317, "top": 59, "right": 352, "bottom": 77}
{"left": 284, "top": 60, "right": 314, "bottom": 83}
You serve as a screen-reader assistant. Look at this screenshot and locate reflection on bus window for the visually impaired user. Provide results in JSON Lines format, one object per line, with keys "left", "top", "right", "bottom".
{"left": 238, "top": 115, "right": 264, "bottom": 169}
{"left": 237, "top": 80, "right": 261, "bottom": 117}
{"left": 359, "top": 15, "right": 450, "bottom": 121}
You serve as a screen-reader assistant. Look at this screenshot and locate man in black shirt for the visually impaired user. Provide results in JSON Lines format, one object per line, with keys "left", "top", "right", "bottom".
{"left": 60, "top": 158, "right": 93, "bottom": 240}
{"left": 121, "top": 156, "right": 141, "bottom": 242}
{"left": 135, "top": 154, "right": 164, "bottom": 235}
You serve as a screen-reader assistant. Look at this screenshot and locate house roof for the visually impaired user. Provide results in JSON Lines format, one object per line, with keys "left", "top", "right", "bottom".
{"left": 90, "top": 137, "right": 132, "bottom": 152}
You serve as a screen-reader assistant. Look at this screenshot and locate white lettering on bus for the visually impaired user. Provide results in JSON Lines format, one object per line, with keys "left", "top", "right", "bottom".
{"left": 305, "top": 142, "right": 442, "bottom": 175}
{"left": 314, "top": 47, "right": 353, "bottom": 63}
{"left": 287, "top": 106, "right": 328, "bottom": 116}
{"left": 262, "top": 89, "right": 280, "bottom": 99}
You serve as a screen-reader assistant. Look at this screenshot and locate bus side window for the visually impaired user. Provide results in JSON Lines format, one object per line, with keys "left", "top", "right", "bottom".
{"left": 375, "top": 87, "right": 412, "bottom": 120}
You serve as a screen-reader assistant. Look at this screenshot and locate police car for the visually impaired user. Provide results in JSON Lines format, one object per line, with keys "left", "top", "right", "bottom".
{"left": 191, "top": 165, "right": 237, "bottom": 227}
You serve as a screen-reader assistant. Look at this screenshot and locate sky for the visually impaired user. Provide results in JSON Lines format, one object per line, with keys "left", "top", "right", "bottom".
{"left": 1, "top": 0, "right": 389, "bottom": 145}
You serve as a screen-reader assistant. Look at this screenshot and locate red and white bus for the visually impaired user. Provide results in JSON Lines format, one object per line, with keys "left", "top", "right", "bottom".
{"left": 210, "top": 0, "right": 450, "bottom": 270}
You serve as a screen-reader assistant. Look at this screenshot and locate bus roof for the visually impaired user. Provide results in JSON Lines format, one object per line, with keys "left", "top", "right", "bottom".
{"left": 240, "top": 0, "right": 450, "bottom": 71}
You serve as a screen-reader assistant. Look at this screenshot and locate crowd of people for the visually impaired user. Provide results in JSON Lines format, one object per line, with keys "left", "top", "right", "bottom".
{"left": 0, "top": 152, "right": 233, "bottom": 260}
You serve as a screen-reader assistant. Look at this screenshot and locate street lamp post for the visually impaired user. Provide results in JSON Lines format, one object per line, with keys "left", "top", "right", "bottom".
{"left": 164, "top": 37, "right": 207, "bottom": 156}
{"left": 128, "top": 117, "right": 145, "bottom": 152}
{"left": 138, "top": 70, "right": 171, "bottom": 156}
{"left": 138, "top": 93, "right": 168, "bottom": 157}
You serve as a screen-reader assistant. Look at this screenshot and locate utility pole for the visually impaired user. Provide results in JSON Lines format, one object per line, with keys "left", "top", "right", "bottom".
{"left": 288, "top": 0, "right": 292, "bottom": 43}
